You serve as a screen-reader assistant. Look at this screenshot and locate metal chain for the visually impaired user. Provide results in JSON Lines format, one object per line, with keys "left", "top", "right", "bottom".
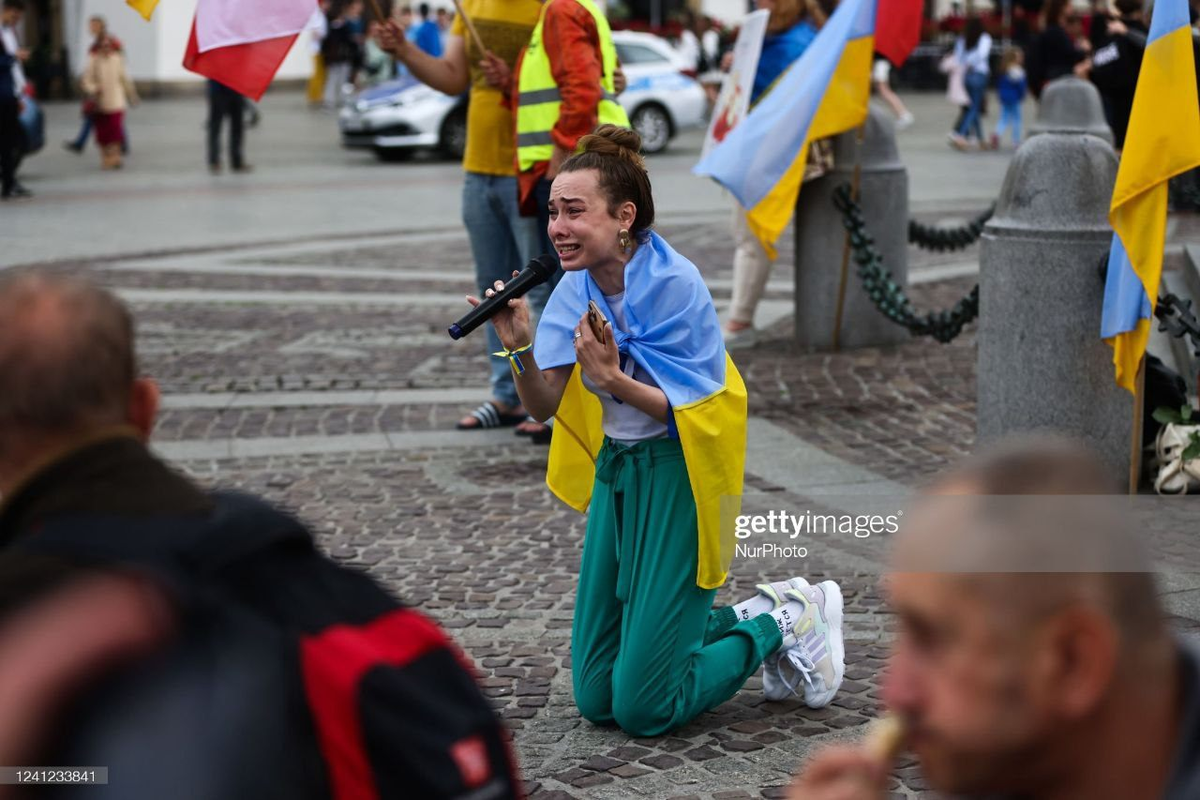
{"left": 908, "top": 205, "right": 995, "bottom": 252}
{"left": 833, "top": 184, "right": 980, "bottom": 344}
{"left": 1154, "top": 293, "right": 1200, "bottom": 359}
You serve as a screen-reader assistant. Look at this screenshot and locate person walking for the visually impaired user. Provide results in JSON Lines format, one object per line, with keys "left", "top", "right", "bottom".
{"left": 721, "top": 0, "right": 823, "bottom": 348}
{"left": 947, "top": 16, "right": 992, "bottom": 150}
{"left": 378, "top": 0, "right": 544, "bottom": 436}
{"left": 990, "top": 47, "right": 1027, "bottom": 148}
{"left": 79, "top": 32, "right": 136, "bottom": 170}
{"left": 206, "top": 79, "right": 250, "bottom": 174}
{"left": 0, "top": 0, "right": 30, "bottom": 199}
{"left": 322, "top": 0, "right": 361, "bottom": 110}
{"left": 475, "top": 127, "right": 847, "bottom": 735}
{"left": 872, "top": 53, "right": 914, "bottom": 129}
{"left": 63, "top": 15, "right": 110, "bottom": 153}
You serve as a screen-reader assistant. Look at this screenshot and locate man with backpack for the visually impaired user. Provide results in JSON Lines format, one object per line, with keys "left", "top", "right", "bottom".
{"left": 0, "top": 270, "right": 521, "bottom": 799}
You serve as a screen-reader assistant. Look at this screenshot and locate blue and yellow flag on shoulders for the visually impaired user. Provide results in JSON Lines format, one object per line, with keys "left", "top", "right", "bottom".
{"left": 534, "top": 233, "right": 747, "bottom": 589}
{"left": 693, "top": 0, "right": 876, "bottom": 258}
{"left": 1101, "top": 0, "right": 1200, "bottom": 392}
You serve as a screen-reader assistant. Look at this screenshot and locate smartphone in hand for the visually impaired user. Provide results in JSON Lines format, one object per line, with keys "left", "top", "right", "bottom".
{"left": 587, "top": 301, "right": 609, "bottom": 344}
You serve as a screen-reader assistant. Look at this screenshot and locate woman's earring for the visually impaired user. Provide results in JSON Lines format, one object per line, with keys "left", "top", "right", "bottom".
{"left": 618, "top": 228, "right": 632, "bottom": 253}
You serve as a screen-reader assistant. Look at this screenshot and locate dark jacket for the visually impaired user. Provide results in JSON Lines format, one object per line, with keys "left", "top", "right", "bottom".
{"left": 0, "top": 434, "right": 520, "bottom": 800}
{"left": 1088, "top": 17, "right": 1148, "bottom": 148}
{"left": 0, "top": 29, "right": 16, "bottom": 101}
{"left": 1026, "top": 24, "right": 1087, "bottom": 97}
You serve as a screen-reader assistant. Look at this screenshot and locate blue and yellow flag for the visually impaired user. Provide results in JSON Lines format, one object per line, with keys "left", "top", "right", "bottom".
{"left": 534, "top": 233, "right": 747, "bottom": 589}
{"left": 1101, "top": 0, "right": 1200, "bottom": 392}
{"left": 693, "top": 0, "right": 876, "bottom": 258}
{"left": 127, "top": 0, "right": 160, "bottom": 21}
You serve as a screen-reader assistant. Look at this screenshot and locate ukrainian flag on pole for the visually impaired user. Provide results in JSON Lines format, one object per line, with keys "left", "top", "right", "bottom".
{"left": 694, "top": 0, "right": 876, "bottom": 258}
{"left": 127, "top": 0, "right": 159, "bottom": 21}
{"left": 1101, "top": 0, "right": 1200, "bottom": 392}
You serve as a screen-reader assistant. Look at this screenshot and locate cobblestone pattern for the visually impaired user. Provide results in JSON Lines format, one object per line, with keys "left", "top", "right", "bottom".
{"left": 181, "top": 448, "right": 910, "bottom": 799}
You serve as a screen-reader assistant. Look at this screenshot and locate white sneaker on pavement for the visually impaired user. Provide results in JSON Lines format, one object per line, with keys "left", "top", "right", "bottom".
{"left": 762, "top": 581, "right": 846, "bottom": 708}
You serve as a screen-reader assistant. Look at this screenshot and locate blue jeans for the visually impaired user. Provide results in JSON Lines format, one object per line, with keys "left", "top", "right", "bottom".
{"left": 462, "top": 171, "right": 540, "bottom": 408}
{"left": 956, "top": 70, "right": 989, "bottom": 141}
{"left": 995, "top": 101, "right": 1022, "bottom": 144}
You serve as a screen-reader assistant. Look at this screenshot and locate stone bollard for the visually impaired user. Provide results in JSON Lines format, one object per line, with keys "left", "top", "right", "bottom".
{"left": 977, "top": 131, "right": 1130, "bottom": 480}
{"left": 1029, "top": 76, "right": 1113, "bottom": 143}
{"left": 793, "top": 102, "right": 908, "bottom": 350}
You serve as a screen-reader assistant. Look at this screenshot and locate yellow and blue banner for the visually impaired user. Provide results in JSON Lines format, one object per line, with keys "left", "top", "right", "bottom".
{"left": 1101, "top": 0, "right": 1200, "bottom": 392}
{"left": 693, "top": 0, "right": 876, "bottom": 258}
{"left": 534, "top": 233, "right": 747, "bottom": 589}
{"left": 127, "top": 0, "right": 160, "bottom": 21}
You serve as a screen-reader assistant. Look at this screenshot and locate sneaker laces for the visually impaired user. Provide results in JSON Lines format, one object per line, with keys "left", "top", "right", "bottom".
{"left": 780, "top": 648, "right": 818, "bottom": 697}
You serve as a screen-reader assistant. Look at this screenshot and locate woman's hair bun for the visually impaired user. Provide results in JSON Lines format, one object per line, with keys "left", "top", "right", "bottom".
{"left": 577, "top": 124, "right": 646, "bottom": 172}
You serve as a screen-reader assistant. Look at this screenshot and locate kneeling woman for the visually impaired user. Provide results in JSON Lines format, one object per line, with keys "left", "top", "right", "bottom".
{"left": 476, "top": 126, "right": 844, "bottom": 736}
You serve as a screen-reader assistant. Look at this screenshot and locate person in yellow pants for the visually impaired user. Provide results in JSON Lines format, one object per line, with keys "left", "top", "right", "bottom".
{"left": 306, "top": 3, "right": 329, "bottom": 107}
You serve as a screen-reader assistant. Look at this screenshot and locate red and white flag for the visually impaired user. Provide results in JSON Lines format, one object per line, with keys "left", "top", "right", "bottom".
{"left": 875, "top": 0, "right": 923, "bottom": 67}
{"left": 183, "top": 0, "right": 317, "bottom": 100}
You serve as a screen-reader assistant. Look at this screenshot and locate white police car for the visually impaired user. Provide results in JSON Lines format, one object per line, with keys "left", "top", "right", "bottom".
{"left": 339, "top": 76, "right": 467, "bottom": 161}
{"left": 612, "top": 30, "right": 706, "bottom": 154}
{"left": 339, "top": 32, "right": 704, "bottom": 160}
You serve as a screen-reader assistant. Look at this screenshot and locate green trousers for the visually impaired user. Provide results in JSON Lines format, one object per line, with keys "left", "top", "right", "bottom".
{"left": 571, "top": 437, "right": 783, "bottom": 737}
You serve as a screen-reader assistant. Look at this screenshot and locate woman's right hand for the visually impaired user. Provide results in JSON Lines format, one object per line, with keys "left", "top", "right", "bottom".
{"left": 467, "top": 272, "right": 532, "bottom": 352}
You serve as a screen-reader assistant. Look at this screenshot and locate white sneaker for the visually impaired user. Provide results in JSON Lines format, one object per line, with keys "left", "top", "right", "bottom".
{"left": 896, "top": 111, "right": 914, "bottom": 130}
{"left": 762, "top": 581, "right": 846, "bottom": 708}
{"left": 737, "top": 577, "right": 810, "bottom": 622}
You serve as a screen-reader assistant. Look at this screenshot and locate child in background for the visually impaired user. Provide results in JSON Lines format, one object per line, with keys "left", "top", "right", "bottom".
{"left": 991, "top": 48, "right": 1027, "bottom": 149}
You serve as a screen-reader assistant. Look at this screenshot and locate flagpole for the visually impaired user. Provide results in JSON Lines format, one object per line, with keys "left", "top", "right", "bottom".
{"left": 452, "top": 0, "right": 488, "bottom": 57}
{"left": 1128, "top": 354, "right": 1146, "bottom": 495}
{"left": 364, "top": 0, "right": 386, "bottom": 23}
{"left": 831, "top": 123, "right": 866, "bottom": 352}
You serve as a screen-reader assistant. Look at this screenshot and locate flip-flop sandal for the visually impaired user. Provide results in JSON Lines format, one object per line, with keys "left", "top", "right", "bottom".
{"left": 456, "top": 401, "right": 526, "bottom": 430}
{"left": 514, "top": 415, "right": 546, "bottom": 437}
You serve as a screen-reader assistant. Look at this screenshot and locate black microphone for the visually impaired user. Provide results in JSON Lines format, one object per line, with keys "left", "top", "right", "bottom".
{"left": 448, "top": 254, "right": 558, "bottom": 340}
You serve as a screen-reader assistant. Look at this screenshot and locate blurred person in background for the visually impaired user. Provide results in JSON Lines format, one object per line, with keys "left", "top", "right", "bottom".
{"left": 989, "top": 47, "right": 1027, "bottom": 149}
{"left": 361, "top": 19, "right": 396, "bottom": 87}
{"left": 412, "top": 2, "right": 443, "bottom": 57}
{"left": 947, "top": 16, "right": 992, "bottom": 150}
{"left": 1026, "top": 0, "right": 1091, "bottom": 98}
{"left": 80, "top": 31, "right": 137, "bottom": 170}
{"left": 322, "top": 0, "right": 362, "bottom": 110}
{"left": 722, "top": 0, "right": 824, "bottom": 349}
{"left": 790, "top": 439, "right": 1200, "bottom": 800}
{"left": 206, "top": 79, "right": 251, "bottom": 174}
{"left": 872, "top": 52, "right": 914, "bottom": 129}
{"left": 378, "top": 0, "right": 545, "bottom": 437}
{"left": 63, "top": 15, "right": 110, "bottom": 154}
{"left": 0, "top": 270, "right": 523, "bottom": 800}
{"left": 1074, "top": 0, "right": 1148, "bottom": 151}
{"left": 306, "top": 0, "right": 331, "bottom": 107}
{"left": 478, "top": 0, "right": 631, "bottom": 441}
{"left": 0, "top": 0, "right": 29, "bottom": 200}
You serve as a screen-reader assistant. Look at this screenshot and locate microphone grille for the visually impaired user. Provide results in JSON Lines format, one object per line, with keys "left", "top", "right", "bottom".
{"left": 529, "top": 254, "right": 558, "bottom": 280}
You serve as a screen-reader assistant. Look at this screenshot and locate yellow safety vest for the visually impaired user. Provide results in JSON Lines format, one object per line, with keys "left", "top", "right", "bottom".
{"left": 516, "top": 0, "right": 630, "bottom": 172}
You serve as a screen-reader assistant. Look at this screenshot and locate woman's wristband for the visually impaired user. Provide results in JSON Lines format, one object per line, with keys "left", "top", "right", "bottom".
{"left": 493, "top": 343, "right": 534, "bottom": 375}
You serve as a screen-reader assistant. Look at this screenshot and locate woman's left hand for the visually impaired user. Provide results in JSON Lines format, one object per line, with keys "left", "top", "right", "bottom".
{"left": 574, "top": 311, "right": 620, "bottom": 391}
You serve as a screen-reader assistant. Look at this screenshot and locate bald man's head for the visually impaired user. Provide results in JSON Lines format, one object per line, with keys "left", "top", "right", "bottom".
{"left": 0, "top": 272, "right": 136, "bottom": 460}
{"left": 884, "top": 440, "right": 1173, "bottom": 796}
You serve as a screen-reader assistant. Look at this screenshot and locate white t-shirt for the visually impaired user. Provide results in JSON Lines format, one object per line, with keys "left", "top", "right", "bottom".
{"left": 579, "top": 291, "right": 670, "bottom": 444}
{"left": 1, "top": 25, "right": 26, "bottom": 97}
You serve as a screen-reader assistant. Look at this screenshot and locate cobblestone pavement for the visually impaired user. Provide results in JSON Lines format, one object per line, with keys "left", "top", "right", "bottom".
{"left": 24, "top": 209, "right": 1200, "bottom": 800}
